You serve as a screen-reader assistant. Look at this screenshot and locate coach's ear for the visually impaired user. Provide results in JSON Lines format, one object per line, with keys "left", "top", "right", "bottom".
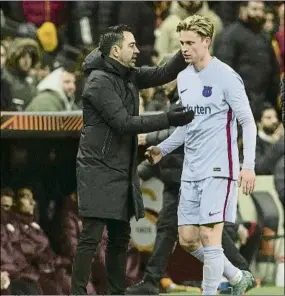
{"left": 110, "top": 45, "right": 121, "bottom": 59}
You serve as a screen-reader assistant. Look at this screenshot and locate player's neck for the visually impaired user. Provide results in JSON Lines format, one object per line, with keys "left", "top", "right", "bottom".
{"left": 193, "top": 53, "right": 213, "bottom": 72}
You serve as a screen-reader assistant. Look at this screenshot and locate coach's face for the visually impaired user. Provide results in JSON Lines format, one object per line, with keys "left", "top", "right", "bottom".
{"left": 116, "top": 31, "right": 140, "bottom": 68}
{"left": 179, "top": 30, "right": 211, "bottom": 64}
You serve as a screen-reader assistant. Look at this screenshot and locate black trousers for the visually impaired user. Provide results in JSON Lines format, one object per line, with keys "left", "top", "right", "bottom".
{"left": 222, "top": 225, "right": 249, "bottom": 271}
{"left": 71, "top": 217, "right": 131, "bottom": 295}
{"left": 223, "top": 222, "right": 261, "bottom": 271}
{"left": 144, "top": 184, "right": 180, "bottom": 283}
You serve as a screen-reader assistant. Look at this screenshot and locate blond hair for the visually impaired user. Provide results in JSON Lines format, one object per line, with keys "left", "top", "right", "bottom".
{"left": 176, "top": 14, "right": 214, "bottom": 39}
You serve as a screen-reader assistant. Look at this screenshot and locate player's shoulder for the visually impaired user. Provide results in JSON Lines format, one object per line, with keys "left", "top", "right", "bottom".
{"left": 213, "top": 58, "right": 244, "bottom": 85}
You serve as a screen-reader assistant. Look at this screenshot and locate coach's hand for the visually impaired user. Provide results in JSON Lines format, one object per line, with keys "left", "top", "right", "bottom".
{"left": 167, "top": 107, "right": 195, "bottom": 127}
{"left": 145, "top": 146, "right": 162, "bottom": 164}
{"left": 238, "top": 168, "right": 256, "bottom": 195}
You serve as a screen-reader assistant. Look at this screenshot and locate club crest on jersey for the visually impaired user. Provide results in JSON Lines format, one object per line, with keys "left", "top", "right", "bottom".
{"left": 202, "top": 86, "right": 212, "bottom": 98}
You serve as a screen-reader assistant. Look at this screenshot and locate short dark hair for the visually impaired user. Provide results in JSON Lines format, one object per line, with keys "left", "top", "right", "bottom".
{"left": 257, "top": 102, "right": 276, "bottom": 121}
{"left": 99, "top": 24, "right": 134, "bottom": 56}
{"left": 1, "top": 187, "right": 15, "bottom": 199}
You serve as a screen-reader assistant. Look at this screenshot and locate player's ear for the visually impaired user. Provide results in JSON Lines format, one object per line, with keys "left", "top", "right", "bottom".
{"left": 205, "top": 37, "right": 212, "bottom": 47}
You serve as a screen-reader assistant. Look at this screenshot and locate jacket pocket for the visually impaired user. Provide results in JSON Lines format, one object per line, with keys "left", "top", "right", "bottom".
{"left": 101, "top": 128, "right": 112, "bottom": 157}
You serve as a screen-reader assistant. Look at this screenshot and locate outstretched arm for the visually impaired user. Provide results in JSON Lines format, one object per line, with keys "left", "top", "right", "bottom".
{"left": 84, "top": 72, "right": 170, "bottom": 134}
{"left": 134, "top": 50, "right": 187, "bottom": 90}
{"left": 146, "top": 127, "right": 176, "bottom": 146}
{"left": 157, "top": 126, "right": 186, "bottom": 156}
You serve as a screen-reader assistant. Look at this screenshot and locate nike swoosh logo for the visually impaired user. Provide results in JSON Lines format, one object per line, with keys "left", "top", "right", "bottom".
{"left": 209, "top": 211, "right": 221, "bottom": 216}
{"left": 180, "top": 89, "right": 187, "bottom": 94}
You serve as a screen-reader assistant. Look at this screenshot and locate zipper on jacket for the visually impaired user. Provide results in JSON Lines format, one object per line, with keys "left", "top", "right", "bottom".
{"left": 101, "top": 129, "right": 111, "bottom": 156}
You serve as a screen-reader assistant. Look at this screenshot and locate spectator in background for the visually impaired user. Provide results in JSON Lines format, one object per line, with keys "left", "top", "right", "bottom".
{"left": 2, "top": 38, "right": 40, "bottom": 110}
{"left": 276, "top": 3, "right": 284, "bottom": 74}
{"left": 10, "top": 187, "right": 72, "bottom": 295}
{"left": 214, "top": 1, "right": 280, "bottom": 118}
{"left": 26, "top": 66, "right": 77, "bottom": 112}
{"left": 0, "top": 41, "right": 14, "bottom": 111}
{"left": 263, "top": 5, "right": 282, "bottom": 68}
{"left": 155, "top": 1, "right": 223, "bottom": 58}
{"left": 255, "top": 103, "right": 284, "bottom": 175}
{"left": 29, "top": 51, "right": 54, "bottom": 84}
{"left": 0, "top": 187, "right": 14, "bottom": 212}
{"left": 209, "top": 1, "right": 242, "bottom": 27}
{"left": 1, "top": 189, "right": 42, "bottom": 295}
{"left": 117, "top": 2, "right": 156, "bottom": 66}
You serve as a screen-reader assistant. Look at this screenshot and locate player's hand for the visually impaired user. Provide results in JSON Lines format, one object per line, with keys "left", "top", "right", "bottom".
{"left": 238, "top": 168, "right": 256, "bottom": 195}
{"left": 138, "top": 134, "right": 147, "bottom": 146}
{"left": 167, "top": 107, "right": 195, "bottom": 127}
{"left": 145, "top": 146, "right": 162, "bottom": 164}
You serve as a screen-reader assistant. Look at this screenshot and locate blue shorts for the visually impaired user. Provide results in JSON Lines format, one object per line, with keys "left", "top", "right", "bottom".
{"left": 178, "top": 177, "right": 238, "bottom": 226}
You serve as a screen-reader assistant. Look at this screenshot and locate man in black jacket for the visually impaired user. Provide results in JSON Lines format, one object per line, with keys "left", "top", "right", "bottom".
{"left": 71, "top": 24, "right": 194, "bottom": 295}
{"left": 214, "top": 1, "right": 280, "bottom": 118}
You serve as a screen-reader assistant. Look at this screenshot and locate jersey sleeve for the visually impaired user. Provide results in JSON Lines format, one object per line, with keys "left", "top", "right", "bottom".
{"left": 224, "top": 72, "right": 257, "bottom": 170}
{"left": 158, "top": 126, "right": 186, "bottom": 156}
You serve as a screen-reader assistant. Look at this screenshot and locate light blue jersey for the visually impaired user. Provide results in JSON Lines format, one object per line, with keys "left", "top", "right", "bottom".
{"left": 158, "top": 57, "right": 257, "bottom": 181}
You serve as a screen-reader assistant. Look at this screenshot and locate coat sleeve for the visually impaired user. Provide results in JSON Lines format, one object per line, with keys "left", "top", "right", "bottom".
{"left": 134, "top": 50, "right": 187, "bottom": 89}
{"left": 146, "top": 127, "right": 176, "bottom": 146}
{"left": 84, "top": 73, "right": 170, "bottom": 134}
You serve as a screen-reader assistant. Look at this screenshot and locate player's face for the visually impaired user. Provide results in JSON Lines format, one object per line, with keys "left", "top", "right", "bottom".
{"left": 116, "top": 31, "right": 140, "bottom": 68}
{"left": 179, "top": 30, "right": 211, "bottom": 64}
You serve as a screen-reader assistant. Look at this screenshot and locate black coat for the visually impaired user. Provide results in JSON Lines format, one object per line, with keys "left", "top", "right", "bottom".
{"left": 213, "top": 20, "right": 280, "bottom": 117}
{"left": 77, "top": 49, "right": 187, "bottom": 221}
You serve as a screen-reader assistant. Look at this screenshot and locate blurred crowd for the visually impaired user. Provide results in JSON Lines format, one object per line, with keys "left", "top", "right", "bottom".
{"left": 0, "top": 1, "right": 284, "bottom": 114}
{"left": 0, "top": 1, "right": 284, "bottom": 294}
{"left": 1, "top": 187, "right": 141, "bottom": 294}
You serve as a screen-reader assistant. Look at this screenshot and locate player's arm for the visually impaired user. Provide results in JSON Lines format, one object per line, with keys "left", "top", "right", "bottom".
{"left": 225, "top": 72, "right": 257, "bottom": 194}
{"left": 225, "top": 73, "right": 257, "bottom": 170}
{"left": 145, "top": 125, "right": 186, "bottom": 164}
{"left": 157, "top": 125, "right": 186, "bottom": 156}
